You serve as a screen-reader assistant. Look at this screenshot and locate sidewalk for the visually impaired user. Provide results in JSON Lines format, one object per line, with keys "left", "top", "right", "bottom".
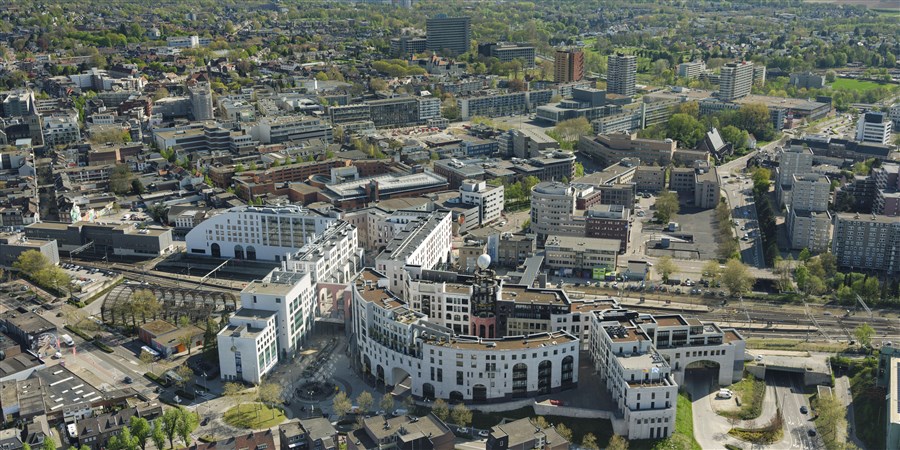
{"left": 834, "top": 375, "right": 865, "bottom": 449}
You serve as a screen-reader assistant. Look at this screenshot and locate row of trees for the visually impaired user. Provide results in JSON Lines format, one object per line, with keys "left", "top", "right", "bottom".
{"left": 13, "top": 250, "right": 71, "bottom": 296}
{"left": 656, "top": 256, "right": 754, "bottom": 298}
{"left": 750, "top": 167, "right": 779, "bottom": 266}
{"left": 714, "top": 199, "right": 740, "bottom": 260}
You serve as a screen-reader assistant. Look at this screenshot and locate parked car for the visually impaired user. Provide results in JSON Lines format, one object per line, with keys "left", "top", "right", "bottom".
{"left": 549, "top": 399, "right": 564, "bottom": 406}
{"left": 800, "top": 406, "right": 808, "bottom": 414}
{"left": 478, "top": 430, "right": 490, "bottom": 438}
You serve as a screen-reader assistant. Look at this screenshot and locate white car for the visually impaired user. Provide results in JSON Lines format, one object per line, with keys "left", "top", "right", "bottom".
{"left": 716, "top": 389, "right": 733, "bottom": 399}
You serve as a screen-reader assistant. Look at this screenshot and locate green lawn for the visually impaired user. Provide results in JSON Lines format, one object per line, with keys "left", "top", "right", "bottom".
{"left": 718, "top": 373, "right": 765, "bottom": 420}
{"left": 831, "top": 77, "right": 892, "bottom": 92}
{"left": 223, "top": 403, "right": 286, "bottom": 429}
{"left": 849, "top": 363, "right": 886, "bottom": 450}
{"left": 745, "top": 338, "right": 848, "bottom": 353}
{"left": 632, "top": 392, "right": 702, "bottom": 450}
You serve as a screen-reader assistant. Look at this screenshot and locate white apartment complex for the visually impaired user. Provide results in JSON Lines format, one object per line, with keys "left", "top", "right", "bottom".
{"left": 590, "top": 310, "right": 745, "bottom": 439}
{"left": 530, "top": 182, "right": 578, "bottom": 243}
{"left": 250, "top": 116, "right": 333, "bottom": 144}
{"left": 459, "top": 180, "right": 505, "bottom": 226}
{"left": 185, "top": 205, "right": 338, "bottom": 261}
{"left": 218, "top": 309, "right": 278, "bottom": 383}
{"left": 856, "top": 111, "right": 892, "bottom": 144}
{"left": 282, "top": 221, "right": 363, "bottom": 285}
{"left": 544, "top": 235, "right": 619, "bottom": 273}
{"left": 42, "top": 115, "right": 81, "bottom": 146}
{"left": 374, "top": 210, "right": 453, "bottom": 298}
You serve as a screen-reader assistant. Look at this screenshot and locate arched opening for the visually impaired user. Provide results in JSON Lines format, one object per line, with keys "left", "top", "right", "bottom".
{"left": 363, "top": 355, "right": 372, "bottom": 375}
{"left": 246, "top": 246, "right": 256, "bottom": 260}
{"left": 472, "top": 384, "right": 487, "bottom": 403}
{"left": 391, "top": 367, "right": 410, "bottom": 392}
{"left": 684, "top": 359, "right": 721, "bottom": 400}
{"left": 512, "top": 363, "right": 528, "bottom": 397}
{"left": 561, "top": 355, "right": 574, "bottom": 387}
{"left": 449, "top": 391, "right": 464, "bottom": 404}
{"left": 538, "top": 360, "right": 552, "bottom": 395}
{"left": 234, "top": 245, "right": 244, "bottom": 259}
{"left": 376, "top": 365, "right": 385, "bottom": 384}
{"left": 211, "top": 243, "right": 221, "bottom": 258}
{"left": 422, "top": 383, "right": 435, "bottom": 400}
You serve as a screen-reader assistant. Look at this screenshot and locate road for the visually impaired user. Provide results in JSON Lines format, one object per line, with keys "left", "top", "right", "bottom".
{"left": 771, "top": 372, "right": 818, "bottom": 450}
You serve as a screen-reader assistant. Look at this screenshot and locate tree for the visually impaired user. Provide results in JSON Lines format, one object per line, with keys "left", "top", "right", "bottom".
{"left": 451, "top": 403, "right": 472, "bottom": 427}
{"left": 41, "top": 439, "right": 57, "bottom": 450}
{"left": 719, "top": 125, "right": 748, "bottom": 150}
{"left": 13, "top": 250, "right": 50, "bottom": 276}
{"left": 814, "top": 393, "right": 846, "bottom": 448}
{"left": 773, "top": 256, "right": 794, "bottom": 293}
{"left": 531, "top": 416, "right": 550, "bottom": 429}
{"left": 554, "top": 423, "right": 573, "bottom": 442}
{"left": 574, "top": 162, "right": 585, "bottom": 178}
{"left": 130, "top": 417, "right": 151, "bottom": 450}
{"left": 202, "top": 319, "right": 218, "bottom": 362}
{"left": 605, "top": 434, "right": 628, "bottom": 450}
{"left": 551, "top": 117, "right": 592, "bottom": 143}
{"left": 798, "top": 248, "right": 811, "bottom": 262}
{"left": 722, "top": 259, "right": 753, "bottom": 297}
{"left": 223, "top": 382, "right": 244, "bottom": 397}
{"left": 109, "top": 163, "right": 136, "bottom": 195}
{"left": 703, "top": 260, "right": 722, "bottom": 282}
{"left": 174, "top": 408, "right": 199, "bottom": 447}
{"left": 131, "top": 178, "right": 145, "bottom": 195}
{"left": 160, "top": 408, "right": 180, "bottom": 450}
{"left": 751, "top": 167, "right": 772, "bottom": 193}
{"left": 150, "top": 421, "right": 166, "bottom": 450}
{"left": 794, "top": 265, "right": 810, "bottom": 293}
{"left": 380, "top": 392, "right": 395, "bottom": 412}
{"left": 356, "top": 391, "right": 374, "bottom": 413}
{"left": 855, "top": 323, "right": 875, "bottom": 347}
{"left": 107, "top": 426, "right": 139, "bottom": 450}
{"left": 666, "top": 113, "right": 706, "bottom": 148}
{"left": 431, "top": 398, "right": 449, "bottom": 422}
{"left": 131, "top": 289, "right": 160, "bottom": 324}
{"left": 582, "top": 433, "right": 601, "bottom": 450}
{"left": 257, "top": 382, "right": 283, "bottom": 418}
{"left": 174, "top": 365, "right": 193, "bottom": 389}
{"left": 654, "top": 190, "right": 679, "bottom": 223}
{"left": 655, "top": 256, "right": 677, "bottom": 283}
{"left": 333, "top": 391, "right": 352, "bottom": 418}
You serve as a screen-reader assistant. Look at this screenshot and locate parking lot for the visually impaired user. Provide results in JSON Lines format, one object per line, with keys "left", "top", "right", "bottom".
{"left": 61, "top": 263, "right": 119, "bottom": 298}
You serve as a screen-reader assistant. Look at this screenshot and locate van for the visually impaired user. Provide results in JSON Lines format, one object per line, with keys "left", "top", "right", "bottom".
{"left": 716, "top": 389, "right": 733, "bottom": 399}
{"left": 60, "top": 334, "right": 75, "bottom": 347}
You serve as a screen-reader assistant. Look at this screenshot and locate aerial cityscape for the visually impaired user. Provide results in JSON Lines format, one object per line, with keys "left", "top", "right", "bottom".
{"left": 0, "top": 1, "right": 899, "bottom": 450}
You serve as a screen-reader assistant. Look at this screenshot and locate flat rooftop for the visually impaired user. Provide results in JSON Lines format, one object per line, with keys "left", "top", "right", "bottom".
{"left": 655, "top": 316, "right": 688, "bottom": 327}
{"left": 500, "top": 286, "right": 565, "bottom": 305}
{"left": 428, "top": 331, "right": 577, "bottom": 351}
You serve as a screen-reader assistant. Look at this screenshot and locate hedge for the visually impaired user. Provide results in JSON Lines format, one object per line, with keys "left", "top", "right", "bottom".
{"left": 64, "top": 325, "right": 92, "bottom": 341}
{"left": 93, "top": 341, "right": 114, "bottom": 353}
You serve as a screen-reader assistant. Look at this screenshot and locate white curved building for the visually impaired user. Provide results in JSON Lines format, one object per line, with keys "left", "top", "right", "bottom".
{"left": 185, "top": 205, "right": 337, "bottom": 261}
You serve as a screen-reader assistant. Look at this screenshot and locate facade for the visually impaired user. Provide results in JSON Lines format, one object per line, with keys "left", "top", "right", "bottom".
{"left": 457, "top": 92, "right": 527, "bottom": 120}
{"left": 585, "top": 205, "right": 630, "bottom": 252}
{"left": 352, "top": 268, "right": 580, "bottom": 402}
{"left": 694, "top": 166, "right": 720, "bottom": 209}
{"left": 374, "top": 211, "right": 453, "bottom": 298}
{"left": 459, "top": 180, "right": 505, "bottom": 226}
{"left": 479, "top": 43, "right": 536, "bottom": 69}
{"left": 578, "top": 132, "right": 675, "bottom": 167}
{"left": 787, "top": 208, "right": 831, "bottom": 253}
{"left": 24, "top": 221, "right": 173, "bottom": 256}
{"left": 281, "top": 221, "right": 363, "bottom": 285}
{"left": 554, "top": 49, "right": 584, "bottom": 83}
{"left": 607, "top": 54, "right": 637, "bottom": 97}
{"left": 718, "top": 61, "right": 755, "bottom": 101}
{"left": 544, "top": 235, "right": 619, "bottom": 273}
{"left": 789, "top": 72, "right": 826, "bottom": 89}
{"left": 426, "top": 16, "right": 471, "bottom": 55}
{"left": 369, "top": 98, "right": 421, "bottom": 129}
{"left": 389, "top": 36, "right": 428, "bottom": 57}
{"left": 0, "top": 234, "right": 59, "bottom": 268}
{"left": 42, "top": 115, "right": 81, "bottom": 146}
{"left": 775, "top": 145, "right": 814, "bottom": 208}
{"left": 219, "top": 269, "right": 316, "bottom": 383}
{"left": 590, "top": 310, "right": 746, "bottom": 439}
{"left": 831, "top": 213, "right": 900, "bottom": 274}
{"left": 185, "top": 205, "right": 338, "bottom": 261}
{"left": 497, "top": 233, "right": 537, "bottom": 268}
{"left": 677, "top": 61, "right": 706, "bottom": 79}
{"left": 189, "top": 83, "right": 215, "bottom": 121}
{"left": 316, "top": 171, "right": 449, "bottom": 210}
{"left": 856, "top": 111, "right": 892, "bottom": 144}
{"left": 634, "top": 166, "right": 667, "bottom": 193}
{"left": 530, "top": 182, "right": 577, "bottom": 244}
{"left": 251, "top": 116, "right": 332, "bottom": 144}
